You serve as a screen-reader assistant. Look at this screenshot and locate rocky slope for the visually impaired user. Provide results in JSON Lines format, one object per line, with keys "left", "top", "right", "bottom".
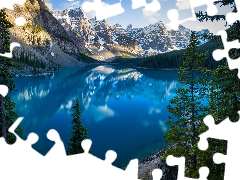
{"left": 125, "top": 21, "right": 174, "bottom": 56}
{"left": 53, "top": 8, "right": 142, "bottom": 61}
{"left": 53, "top": 7, "right": 209, "bottom": 60}
{"left": 5, "top": 1, "right": 210, "bottom": 66}
{"left": 5, "top": 0, "right": 91, "bottom": 70}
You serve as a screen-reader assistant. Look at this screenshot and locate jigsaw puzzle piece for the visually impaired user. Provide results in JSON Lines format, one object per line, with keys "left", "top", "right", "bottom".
{"left": 125, "top": 159, "right": 139, "bottom": 179}
{"left": 152, "top": 169, "right": 163, "bottom": 180}
{"left": 198, "top": 112, "right": 240, "bottom": 179}
{"left": 0, "top": 42, "right": 21, "bottom": 58}
{"left": 64, "top": 139, "right": 139, "bottom": 180}
{"left": 212, "top": 30, "right": 240, "bottom": 78}
{"left": 8, "top": 117, "right": 42, "bottom": 157}
{"left": 0, "top": 0, "right": 26, "bottom": 58}
{"left": 0, "top": 85, "right": 18, "bottom": 142}
{"left": 0, "top": 117, "right": 43, "bottom": 179}
{"left": 131, "top": 0, "right": 161, "bottom": 12}
{"left": 15, "top": 16, "right": 27, "bottom": 26}
{"left": 0, "top": 0, "right": 26, "bottom": 10}
{"left": 0, "top": 85, "right": 9, "bottom": 98}
{"left": 167, "top": 9, "right": 190, "bottom": 30}
{"left": 45, "top": 129, "right": 67, "bottom": 157}
{"left": 190, "top": 0, "right": 218, "bottom": 16}
{"left": 213, "top": 151, "right": 239, "bottom": 179}
{"left": 213, "top": 152, "right": 240, "bottom": 179}
{"left": 226, "top": 0, "right": 240, "bottom": 25}
{"left": 198, "top": 115, "right": 216, "bottom": 151}
{"left": 167, "top": 0, "right": 218, "bottom": 30}
{"left": 198, "top": 114, "right": 240, "bottom": 150}
{"left": 82, "top": 0, "right": 124, "bottom": 21}
{"left": 166, "top": 155, "right": 209, "bottom": 180}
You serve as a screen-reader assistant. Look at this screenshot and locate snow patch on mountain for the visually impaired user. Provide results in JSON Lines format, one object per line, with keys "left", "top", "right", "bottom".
{"left": 53, "top": 8, "right": 209, "bottom": 60}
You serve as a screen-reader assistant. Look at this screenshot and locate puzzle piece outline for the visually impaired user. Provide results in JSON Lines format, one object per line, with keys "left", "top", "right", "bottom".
{"left": 131, "top": 0, "right": 161, "bottom": 12}
{"left": 212, "top": 30, "right": 240, "bottom": 78}
{"left": 0, "top": 117, "right": 141, "bottom": 180}
{"left": 1, "top": 0, "right": 240, "bottom": 180}
{"left": 226, "top": 0, "right": 240, "bottom": 25}
{"left": 198, "top": 112, "right": 240, "bottom": 180}
{"left": 167, "top": 0, "right": 218, "bottom": 30}
{"left": 0, "top": 0, "right": 27, "bottom": 59}
{"left": 82, "top": 0, "right": 125, "bottom": 21}
{"left": 166, "top": 155, "right": 209, "bottom": 180}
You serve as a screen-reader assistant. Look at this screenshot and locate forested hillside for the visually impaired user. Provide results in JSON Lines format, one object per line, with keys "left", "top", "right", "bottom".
{"left": 135, "top": 39, "right": 226, "bottom": 70}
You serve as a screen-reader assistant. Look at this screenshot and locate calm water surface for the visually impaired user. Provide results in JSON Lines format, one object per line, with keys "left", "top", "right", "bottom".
{"left": 12, "top": 64, "right": 180, "bottom": 167}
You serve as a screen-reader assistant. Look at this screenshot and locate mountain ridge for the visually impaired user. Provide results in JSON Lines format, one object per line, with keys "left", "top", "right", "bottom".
{"left": 53, "top": 7, "right": 210, "bottom": 61}
{"left": 5, "top": 0, "right": 210, "bottom": 72}
{"left": 5, "top": 0, "right": 96, "bottom": 72}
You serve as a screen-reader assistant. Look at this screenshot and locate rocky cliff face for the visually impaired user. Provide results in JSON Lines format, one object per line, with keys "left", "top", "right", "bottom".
{"left": 5, "top": 0, "right": 88, "bottom": 68}
{"left": 53, "top": 8, "right": 142, "bottom": 61}
{"left": 6, "top": 1, "right": 209, "bottom": 65}
{"left": 125, "top": 21, "right": 174, "bottom": 56}
{"left": 53, "top": 7, "right": 209, "bottom": 60}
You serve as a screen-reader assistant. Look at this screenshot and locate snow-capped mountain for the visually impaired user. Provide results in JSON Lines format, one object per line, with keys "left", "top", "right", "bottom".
{"left": 53, "top": 7, "right": 209, "bottom": 61}
{"left": 53, "top": 8, "right": 141, "bottom": 60}
{"left": 125, "top": 21, "right": 175, "bottom": 55}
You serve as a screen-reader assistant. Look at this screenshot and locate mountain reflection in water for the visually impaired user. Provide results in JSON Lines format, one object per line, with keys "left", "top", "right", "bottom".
{"left": 12, "top": 64, "right": 180, "bottom": 167}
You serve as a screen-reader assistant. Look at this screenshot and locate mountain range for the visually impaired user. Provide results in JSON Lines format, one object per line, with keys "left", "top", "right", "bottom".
{"left": 53, "top": 7, "right": 209, "bottom": 61}
{"left": 5, "top": 0, "right": 209, "bottom": 67}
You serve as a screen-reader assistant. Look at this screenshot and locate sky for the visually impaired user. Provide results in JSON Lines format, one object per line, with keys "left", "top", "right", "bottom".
{"left": 44, "top": 0, "right": 234, "bottom": 34}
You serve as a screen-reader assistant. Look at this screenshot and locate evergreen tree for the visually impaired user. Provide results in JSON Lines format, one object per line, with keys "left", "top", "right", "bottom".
{"left": 67, "top": 97, "right": 89, "bottom": 155}
{"left": 194, "top": 2, "right": 240, "bottom": 179}
{"left": 0, "top": 9, "right": 23, "bottom": 143}
{"left": 207, "top": 64, "right": 240, "bottom": 122}
{"left": 0, "top": 9, "right": 12, "bottom": 54}
{"left": 163, "top": 31, "right": 208, "bottom": 178}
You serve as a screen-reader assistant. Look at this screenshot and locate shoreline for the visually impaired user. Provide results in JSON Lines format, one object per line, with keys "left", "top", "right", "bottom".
{"left": 121, "top": 144, "right": 176, "bottom": 180}
{"left": 11, "top": 63, "right": 176, "bottom": 180}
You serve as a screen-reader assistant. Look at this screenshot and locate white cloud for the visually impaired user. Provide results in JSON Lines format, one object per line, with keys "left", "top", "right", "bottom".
{"left": 142, "top": 8, "right": 160, "bottom": 23}
{"left": 149, "top": 107, "right": 161, "bottom": 115}
{"left": 176, "top": 0, "right": 191, "bottom": 10}
{"left": 45, "top": 0, "right": 53, "bottom": 11}
{"left": 164, "top": 81, "right": 177, "bottom": 98}
{"left": 155, "top": 109, "right": 161, "bottom": 114}
{"left": 66, "top": 100, "right": 73, "bottom": 109}
{"left": 159, "top": 120, "right": 167, "bottom": 132}
{"left": 149, "top": 107, "right": 154, "bottom": 114}
{"left": 83, "top": 104, "right": 115, "bottom": 123}
{"left": 81, "top": 0, "right": 114, "bottom": 19}
{"left": 94, "top": 105, "right": 115, "bottom": 122}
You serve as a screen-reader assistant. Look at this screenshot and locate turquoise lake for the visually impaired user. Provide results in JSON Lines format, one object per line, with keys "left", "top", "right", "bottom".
{"left": 12, "top": 64, "right": 180, "bottom": 167}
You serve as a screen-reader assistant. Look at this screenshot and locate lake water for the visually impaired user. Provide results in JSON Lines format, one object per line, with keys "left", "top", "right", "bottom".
{"left": 12, "top": 64, "right": 180, "bottom": 167}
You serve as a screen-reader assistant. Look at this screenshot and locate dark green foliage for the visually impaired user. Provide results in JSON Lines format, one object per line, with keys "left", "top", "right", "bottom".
{"left": 206, "top": 64, "right": 240, "bottom": 123}
{"left": 67, "top": 98, "right": 89, "bottom": 155}
{"left": 195, "top": 0, "right": 235, "bottom": 24}
{"left": 196, "top": 0, "right": 240, "bottom": 62}
{"left": 23, "top": 24, "right": 48, "bottom": 34}
{"left": 113, "top": 57, "right": 141, "bottom": 64}
{"left": 75, "top": 51, "right": 99, "bottom": 64}
{"left": 187, "top": 1, "right": 240, "bottom": 179}
{"left": 12, "top": 50, "right": 47, "bottom": 71}
{"left": 0, "top": 9, "right": 23, "bottom": 143}
{"left": 0, "top": 9, "right": 13, "bottom": 54}
{"left": 163, "top": 32, "right": 209, "bottom": 178}
{"left": 194, "top": 63, "right": 239, "bottom": 180}
{"left": 136, "top": 40, "right": 226, "bottom": 70}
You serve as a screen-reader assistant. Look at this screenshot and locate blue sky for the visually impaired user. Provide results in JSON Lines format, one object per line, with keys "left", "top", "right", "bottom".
{"left": 45, "top": 0, "right": 233, "bottom": 34}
